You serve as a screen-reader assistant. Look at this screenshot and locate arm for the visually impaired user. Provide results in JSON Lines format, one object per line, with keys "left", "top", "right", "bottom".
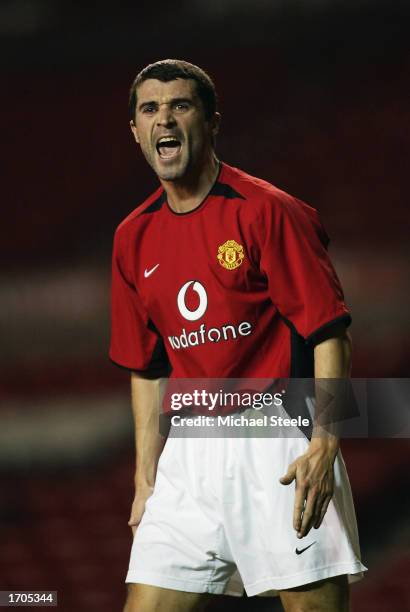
{"left": 280, "top": 323, "right": 352, "bottom": 538}
{"left": 128, "top": 373, "right": 170, "bottom": 535}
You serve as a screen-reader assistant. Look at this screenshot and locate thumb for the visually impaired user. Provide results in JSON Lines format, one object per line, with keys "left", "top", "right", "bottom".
{"left": 280, "top": 463, "right": 296, "bottom": 485}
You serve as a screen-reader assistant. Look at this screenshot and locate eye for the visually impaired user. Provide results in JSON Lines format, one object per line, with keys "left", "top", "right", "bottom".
{"left": 174, "top": 102, "right": 190, "bottom": 112}
{"left": 142, "top": 105, "right": 156, "bottom": 114}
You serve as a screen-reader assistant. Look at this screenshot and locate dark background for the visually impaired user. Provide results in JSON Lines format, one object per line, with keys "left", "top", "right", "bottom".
{"left": 0, "top": 1, "right": 409, "bottom": 610}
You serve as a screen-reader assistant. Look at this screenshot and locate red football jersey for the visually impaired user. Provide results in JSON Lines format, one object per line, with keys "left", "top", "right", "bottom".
{"left": 110, "top": 162, "right": 350, "bottom": 385}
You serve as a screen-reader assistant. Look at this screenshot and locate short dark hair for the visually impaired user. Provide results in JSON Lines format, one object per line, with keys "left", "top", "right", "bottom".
{"left": 129, "top": 59, "right": 217, "bottom": 122}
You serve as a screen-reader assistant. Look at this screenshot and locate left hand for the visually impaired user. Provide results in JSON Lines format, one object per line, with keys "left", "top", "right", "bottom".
{"left": 279, "top": 442, "right": 337, "bottom": 538}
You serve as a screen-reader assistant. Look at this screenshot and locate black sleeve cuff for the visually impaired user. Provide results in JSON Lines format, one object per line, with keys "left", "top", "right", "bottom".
{"left": 109, "top": 336, "right": 172, "bottom": 379}
{"left": 109, "top": 357, "right": 171, "bottom": 379}
{"left": 305, "top": 313, "right": 352, "bottom": 347}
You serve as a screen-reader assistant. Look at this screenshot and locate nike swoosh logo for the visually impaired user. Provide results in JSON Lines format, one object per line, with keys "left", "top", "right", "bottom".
{"left": 144, "top": 264, "right": 160, "bottom": 278}
{"left": 295, "top": 542, "right": 316, "bottom": 555}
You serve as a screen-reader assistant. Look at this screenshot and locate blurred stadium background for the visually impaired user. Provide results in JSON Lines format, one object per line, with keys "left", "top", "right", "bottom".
{"left": 1, "top": 0, "right": 409, "bottom": 610}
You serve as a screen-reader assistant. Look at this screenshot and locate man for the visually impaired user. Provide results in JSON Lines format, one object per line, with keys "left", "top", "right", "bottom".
{"left": 110, "top": 59, "right": 366, "bottom": 612}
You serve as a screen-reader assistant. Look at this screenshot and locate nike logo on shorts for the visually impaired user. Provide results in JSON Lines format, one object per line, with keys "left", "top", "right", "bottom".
{"left": 144, "top": 264, "right": 160, "bottom": 278}
{"left": 295, "top": 542, "right": 316, "bottom": 555}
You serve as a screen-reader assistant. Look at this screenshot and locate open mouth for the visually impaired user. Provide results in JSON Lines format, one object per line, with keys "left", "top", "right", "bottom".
{"left": 156, "top": 136, "right": 182, "bottom": 159}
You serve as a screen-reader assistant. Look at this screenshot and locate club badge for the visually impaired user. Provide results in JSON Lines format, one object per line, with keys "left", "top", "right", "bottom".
{"left": 217, "top": 239, "right": 245, "bottom": 270}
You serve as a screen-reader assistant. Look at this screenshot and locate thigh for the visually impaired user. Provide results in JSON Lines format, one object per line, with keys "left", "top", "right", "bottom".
{"left": 279, "top": 575, "right": 349, "bottom": 612}
{"left": 124, "top": 583, "right": 212, "bottom": 612}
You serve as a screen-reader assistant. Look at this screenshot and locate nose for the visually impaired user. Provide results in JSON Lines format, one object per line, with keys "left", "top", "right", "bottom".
{"left": 157, "top": 104, "right": 176, "bottom": 127}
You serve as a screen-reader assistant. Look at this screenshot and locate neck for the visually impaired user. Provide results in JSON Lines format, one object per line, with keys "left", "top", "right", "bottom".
{"left": 160, "top": 151, "right": 220, "bottom": 214}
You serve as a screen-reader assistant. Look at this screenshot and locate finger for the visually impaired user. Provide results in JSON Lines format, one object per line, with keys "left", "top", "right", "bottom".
{"left": 298, "top": 489, "right": 318, "bottom": 538}
{"left": 311, "top": 493, "right": 326, "bottom": 531}
{"left": 280, "top": 463, "right": 296, "bottom": 485}
{"left": 293, "top": 484, "right": 307, "bottom": 533}
{"left": 314, "top": 495, "right": 332, "bottom": 529}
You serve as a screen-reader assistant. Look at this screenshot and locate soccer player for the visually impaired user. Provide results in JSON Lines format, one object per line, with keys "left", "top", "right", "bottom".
{"left": 110, "top": 59, "right": 366, "bottom": 612}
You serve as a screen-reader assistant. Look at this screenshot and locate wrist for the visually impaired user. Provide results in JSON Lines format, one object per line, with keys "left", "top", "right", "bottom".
{"left": 308, "top": 434, "right": 339, "bottom": 458}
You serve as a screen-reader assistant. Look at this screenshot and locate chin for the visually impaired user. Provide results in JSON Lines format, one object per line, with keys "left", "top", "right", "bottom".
{"left": 156, "top": 163, "right": 186, "bottom": 182}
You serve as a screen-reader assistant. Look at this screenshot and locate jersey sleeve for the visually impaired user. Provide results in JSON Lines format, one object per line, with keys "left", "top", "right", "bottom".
{"left": 259, "top": 193, "right": 351, "bottom": 344}
{"left": 109, "top": 229, "right": 170, "bottom": 377}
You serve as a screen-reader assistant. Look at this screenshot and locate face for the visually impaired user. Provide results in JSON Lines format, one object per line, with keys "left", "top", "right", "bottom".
{"left": 130, "top": 78, "right": 219, "bottom": 181}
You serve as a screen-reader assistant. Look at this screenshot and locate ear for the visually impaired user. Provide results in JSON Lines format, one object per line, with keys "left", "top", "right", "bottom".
{"left": 130, "top": 120, "right": 140, "bottom": 144}
{"left": 211, "top": 112, "right": 221, "bottom": 137}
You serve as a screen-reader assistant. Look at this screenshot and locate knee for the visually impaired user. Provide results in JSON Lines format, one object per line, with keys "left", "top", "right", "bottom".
{"left": 286, "top": 606, "right": 323, "bottom": 612}
{"left": 283, "top": 599, "right": 349, "bottom": 612}
{"left": 281, "top": 575, "right": 349, "bottom": 612}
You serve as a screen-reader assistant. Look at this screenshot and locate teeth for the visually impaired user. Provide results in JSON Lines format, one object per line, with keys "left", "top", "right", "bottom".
{"left": 158, "top": 136, "right": 179, "bottom": 144}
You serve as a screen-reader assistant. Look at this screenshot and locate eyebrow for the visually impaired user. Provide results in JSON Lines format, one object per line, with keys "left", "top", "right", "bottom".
{"left": 138, "top": 97, "right": 194, "bottom": 111}
{"left": 138, "top": 100, "right": 156, "bottom": 111}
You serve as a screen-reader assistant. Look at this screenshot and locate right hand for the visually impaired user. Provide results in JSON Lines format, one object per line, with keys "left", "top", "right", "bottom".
{"left": 128, "top": 486, "right": 154, "bottom": 536}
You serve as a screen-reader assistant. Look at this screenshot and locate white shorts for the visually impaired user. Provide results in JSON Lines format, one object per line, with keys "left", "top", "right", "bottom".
{"left": 126, "top": 423, "right": 367, "bottom": 597}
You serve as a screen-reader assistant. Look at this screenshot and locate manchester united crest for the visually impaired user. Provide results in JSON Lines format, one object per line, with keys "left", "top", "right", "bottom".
{"left": 217, "top": 239, "right": 245, "bottom": 270}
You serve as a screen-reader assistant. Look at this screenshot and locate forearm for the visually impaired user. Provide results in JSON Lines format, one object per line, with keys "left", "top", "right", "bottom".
{"left": 314, "top": 325, "right": 352, "bottom": 378}
{"left": 131, "top": 373, "right": 170, "bottom": 490}
{"left": 310, "top": 325, "right": 352, "bottom": 454}
{"left": 280, "top": 327, "right": 352, "bottom": 536}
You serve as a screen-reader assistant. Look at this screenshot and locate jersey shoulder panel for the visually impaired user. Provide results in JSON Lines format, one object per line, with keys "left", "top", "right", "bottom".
{"left": 115, "top": 186, "right": 165, "bottom": 239}
{"left": 223, "top": 163, "right": 321, "bottom": 227}
{"left": 112, "top": 185, "right": 166, "bottom": 282}
{"left": 222, "top": 163, "right": 298, "bottom": 211}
